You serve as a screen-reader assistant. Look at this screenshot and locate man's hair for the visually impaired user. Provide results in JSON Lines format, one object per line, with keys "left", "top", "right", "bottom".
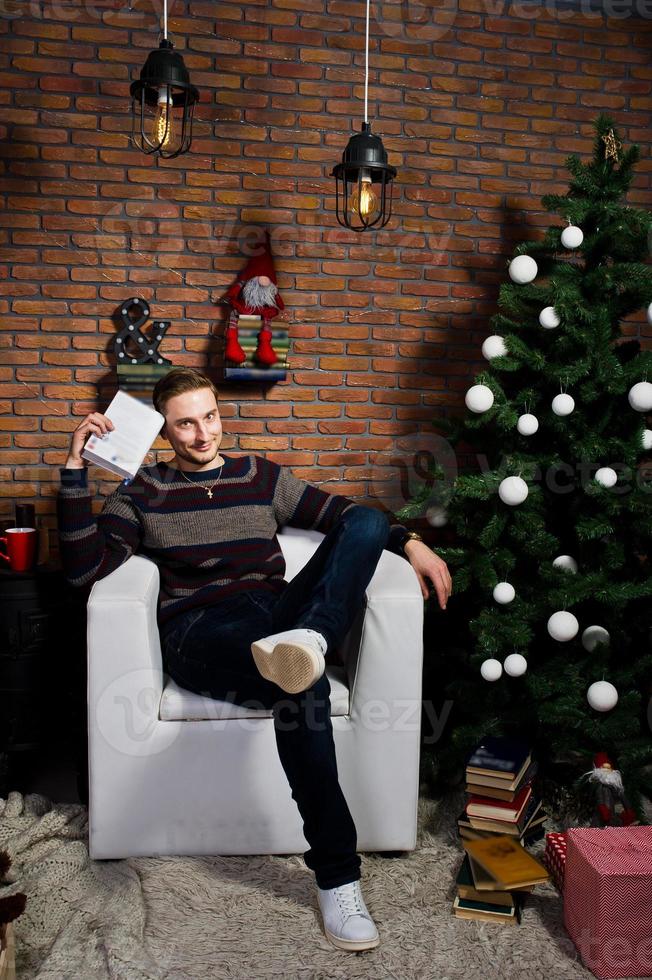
{"left": 152, "top": 367, "right": 219, "bottom": 417}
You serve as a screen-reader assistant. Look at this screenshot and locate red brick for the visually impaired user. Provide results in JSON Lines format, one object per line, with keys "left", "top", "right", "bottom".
{"left": 0, "top": 7, "right": 649, "bottom": 514}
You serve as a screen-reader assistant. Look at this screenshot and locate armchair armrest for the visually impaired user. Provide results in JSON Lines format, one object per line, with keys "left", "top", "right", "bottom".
{"left": 347, "top": 550, "right": 424, "bottom": 716}
{"left": 277, "top": 526, "right": 424, "bottom": 709}
{"left": 87, "top": 555, "right": 163, "bottom": 754}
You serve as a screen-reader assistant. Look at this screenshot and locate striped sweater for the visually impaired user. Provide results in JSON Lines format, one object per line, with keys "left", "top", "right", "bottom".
{"left": 57, "top": 453, "right": 409, "bottom": 627}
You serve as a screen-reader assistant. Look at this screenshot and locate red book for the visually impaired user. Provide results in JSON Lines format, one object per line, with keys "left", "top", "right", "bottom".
{"left": 466, "top": 784, "right": 532, "bottom": 823}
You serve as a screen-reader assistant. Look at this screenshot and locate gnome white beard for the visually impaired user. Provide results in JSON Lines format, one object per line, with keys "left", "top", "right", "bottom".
{"left": 242, "top": 277, "right": 279, "bottom": 311}
{"left": 585, "top": 766, "right": 625, "bottom": 794}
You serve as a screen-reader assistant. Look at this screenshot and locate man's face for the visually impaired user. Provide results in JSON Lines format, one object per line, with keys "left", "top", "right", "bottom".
{"left": 161, "top": 387, "right": 223, "bottom": 470}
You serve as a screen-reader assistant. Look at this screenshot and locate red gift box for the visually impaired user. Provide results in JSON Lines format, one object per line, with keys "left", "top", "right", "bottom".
{"left": 563, "top": 826, "right": 652, "bottom": 979}
{"left": 544, "top": 831, "right": 568, "bottom": 892}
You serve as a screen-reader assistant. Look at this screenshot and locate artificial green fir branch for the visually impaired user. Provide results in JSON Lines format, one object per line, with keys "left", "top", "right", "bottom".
{"left": 410, "top": 114, "right": 652, "bottom": 811}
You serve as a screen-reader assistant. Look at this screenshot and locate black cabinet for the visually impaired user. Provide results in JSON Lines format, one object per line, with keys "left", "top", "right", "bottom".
{"left": 0, "top": 565, "right": 87, "bottom": 801}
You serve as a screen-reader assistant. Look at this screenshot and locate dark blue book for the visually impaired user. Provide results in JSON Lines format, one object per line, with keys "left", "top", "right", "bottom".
{"left": 466, "top": 736, "right": 532, "bottom": 781}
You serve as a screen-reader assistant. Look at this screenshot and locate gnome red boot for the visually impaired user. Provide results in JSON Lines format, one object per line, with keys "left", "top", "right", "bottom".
{"left": 254, "top": 325, "right": 278, "bottom": 366}
{"left": 225, "top": 317, "right": 246, "bottom": 364}
{"left": 597, "top": 803, "right": 613, "bottom": 825}
{"left": 621, "top": 807, "right": 637, "bottom": 826}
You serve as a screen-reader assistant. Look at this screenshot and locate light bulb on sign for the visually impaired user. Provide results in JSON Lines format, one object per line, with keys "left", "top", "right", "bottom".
{"left": 348, "top": 170, "right": 379, "bottom": 221}
{"left": 152, "top": 85, "right": 174, "bottom": 151}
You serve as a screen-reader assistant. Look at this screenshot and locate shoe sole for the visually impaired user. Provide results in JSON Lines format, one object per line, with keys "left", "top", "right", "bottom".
{"left": 324, "top": 927, "right": 380, "bottom": 952}
{"left": 250, "top": 639, "right": 324, "bottom": 694}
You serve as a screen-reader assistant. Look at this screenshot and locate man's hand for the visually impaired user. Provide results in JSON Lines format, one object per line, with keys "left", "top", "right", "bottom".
{"left": 404, "top": 539, "right": 452, "bottom": 609}
{"left": 65, "top": 412, "right": 114, "bottom": 469}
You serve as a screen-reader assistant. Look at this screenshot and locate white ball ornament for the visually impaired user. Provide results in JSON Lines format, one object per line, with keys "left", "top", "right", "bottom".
{"left": 539, "top": 306, "right": 560, "bottom": 329}
{"left": 465, "top": 384, "right": 494, "bottom": 413}
{"left": 553, "top": 554, "right": 578, "bottom": 574}
{"left": 547, "top": 610, "right": 579, "bottom": 642}
{"left": 517, "top": 413, "right": 539, "bottom": 436}
{"left": 482, "top": 335, "right": 508, "bottom": 360}
{"left": 561, "top": 224, "right": 584, "bottom": 249}
{"left": 642, "top": 429, "right": 652, "bottom": 451}
{"left": 628, "top": 382, "right": 652, "bottom": 412}
{"left": 504, "top": 653, "right": 528, "bottom": 677}
{"left": 480, "top": 658, "right": 503, "bottom": 682}
{"left": 552, "top": 393, "right": 575, "bottom": 416}
{"left": 647, "top": 302, "right": 652, "bottom": 326}
{"left": 493, "top": 582, "right": 516, "bottom": 604}
{"left": 426, "top": 505, "right": 448, "bottom": 527}
{"left": 508, "top": 255, "right": 538, "bottom": 284}
{"left": 595, "top": 466, "right": 617, "bottom": 488}
{"left": 498, "top": 476, "right": 529, "bottom": 506}
{"left": 587, "top": 680, "right": 618, "bottom": 712}
{"left": 582, "top": 625, "right": 610, "bottom": 652}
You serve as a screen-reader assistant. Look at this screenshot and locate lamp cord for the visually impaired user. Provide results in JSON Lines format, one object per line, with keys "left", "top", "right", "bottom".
{"left": 163, "top": 0, "right": 168, "bottom": 40}
{"left": 364, "top": 0, "right": 369, "bottom": 123}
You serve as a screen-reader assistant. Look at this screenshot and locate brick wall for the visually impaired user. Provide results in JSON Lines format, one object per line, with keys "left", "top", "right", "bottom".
{"left": 1, "top": 0, "right": 651, "bottom": 550}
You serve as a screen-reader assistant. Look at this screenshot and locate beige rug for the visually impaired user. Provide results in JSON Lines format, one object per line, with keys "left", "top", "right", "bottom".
{"left": 0, "top": 789, "right": 599, "bottom": 979}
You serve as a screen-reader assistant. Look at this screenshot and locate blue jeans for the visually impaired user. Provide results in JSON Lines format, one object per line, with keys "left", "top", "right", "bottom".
{"left": 159, "top": 505, "right": 391, "bottom": 889}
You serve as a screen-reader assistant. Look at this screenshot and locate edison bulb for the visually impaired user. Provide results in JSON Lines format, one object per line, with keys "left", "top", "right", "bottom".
{"left": 348, "top": 171, "right": 379, "bottom": 221}
{"left": 152, "top": 86, "right": 174, "bottom": 150}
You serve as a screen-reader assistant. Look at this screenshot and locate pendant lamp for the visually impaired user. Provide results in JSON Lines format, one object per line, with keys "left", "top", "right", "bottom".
{"left": 331, "top": 0, "right": 396, "bottom": 231}
{"left": 130, "top": 0, "right": 199, "bottom": 159}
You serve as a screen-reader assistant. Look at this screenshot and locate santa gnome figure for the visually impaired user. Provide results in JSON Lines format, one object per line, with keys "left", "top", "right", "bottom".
{"left": 223, "top": 231, "right": 284, "bottom": 366}
{"left": 585, "top": 751, "right": 638, "bottom": 827}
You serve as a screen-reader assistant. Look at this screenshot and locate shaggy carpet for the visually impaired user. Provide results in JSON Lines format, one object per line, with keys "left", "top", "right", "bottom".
{"left": 0, "top": 790, "right": 603, "bottom": 980}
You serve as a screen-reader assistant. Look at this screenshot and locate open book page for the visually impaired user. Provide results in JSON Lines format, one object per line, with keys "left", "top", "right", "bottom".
{"left": 81, "top": 390, "right": 165, "bottom": 480}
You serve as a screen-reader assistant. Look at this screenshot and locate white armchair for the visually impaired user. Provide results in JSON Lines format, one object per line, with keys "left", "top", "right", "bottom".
{"left": 86, "top": 526, "right": 424, "bottom": 859}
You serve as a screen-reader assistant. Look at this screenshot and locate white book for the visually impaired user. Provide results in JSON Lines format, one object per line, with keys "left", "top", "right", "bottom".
{"left": 81, "top": 390, "right": 164, "bottom": 480}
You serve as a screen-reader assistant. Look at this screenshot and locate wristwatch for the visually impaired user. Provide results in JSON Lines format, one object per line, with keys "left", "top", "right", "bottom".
{"left": 402, "top": 530, "right": 423, "bottom": 553}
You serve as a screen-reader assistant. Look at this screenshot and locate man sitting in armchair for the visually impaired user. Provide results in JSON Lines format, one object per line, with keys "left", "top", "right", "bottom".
{"left": 57, "top": 367, "right": 451, "bottom": 953}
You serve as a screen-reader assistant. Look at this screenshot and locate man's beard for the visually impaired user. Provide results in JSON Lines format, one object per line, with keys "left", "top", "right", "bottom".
{"left": 174, "top": 441, "right": 220, "bottom": 468}
{"left": 242, "top": 277, "right": 279, "bottom": 310}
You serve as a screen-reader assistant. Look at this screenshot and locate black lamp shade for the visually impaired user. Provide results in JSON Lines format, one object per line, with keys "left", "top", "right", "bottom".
{"left": 332, "top": 122, "right": 397, "bottom": 231}
{"left": 130, "top": 39, "right": 199, "bottom": 159}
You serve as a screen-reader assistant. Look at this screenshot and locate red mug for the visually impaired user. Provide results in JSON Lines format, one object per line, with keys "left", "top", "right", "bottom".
{"left": 0, "top": 527, "right": 37, "bottom": 572}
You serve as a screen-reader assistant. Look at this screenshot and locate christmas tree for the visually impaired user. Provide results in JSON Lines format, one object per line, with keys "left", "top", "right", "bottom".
{"left": 400, "top": 115, "right": 652, "bottom": 813}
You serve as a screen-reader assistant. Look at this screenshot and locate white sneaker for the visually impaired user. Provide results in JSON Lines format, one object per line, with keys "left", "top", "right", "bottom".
{"left": 317, "top": 880, "right": 380, "bottom": 951}
{"left": 250, "top": 628, "right": 326, "bottom": 694}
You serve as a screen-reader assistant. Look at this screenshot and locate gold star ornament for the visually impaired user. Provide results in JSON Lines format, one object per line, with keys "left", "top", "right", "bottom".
{"left": 602, "top": 128, "right": 622, "bottom": 162}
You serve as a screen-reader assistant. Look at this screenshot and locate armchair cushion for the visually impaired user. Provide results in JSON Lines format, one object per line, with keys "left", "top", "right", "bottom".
{"left": 160, "top": 665, "right": 351, "bottom": 721}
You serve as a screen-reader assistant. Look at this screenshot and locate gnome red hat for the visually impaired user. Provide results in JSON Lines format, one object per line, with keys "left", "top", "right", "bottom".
{"left": 224, "top": 231, "right": 284, "bottom": 318}
{"left": 594, "top": 752, "right": 613, "bottom": 769}
{"left": 240, "top": 235, "right": 278, "bottom": 285}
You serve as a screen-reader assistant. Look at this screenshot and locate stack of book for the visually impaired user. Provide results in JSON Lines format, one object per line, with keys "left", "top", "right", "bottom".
{"left": 224, "top": 312, "right": 289, "bottom": 382}
{"left": 457, "top": 735, "right": 548, "bottom": 843}
{"left": 452, "top": 835, "right": 550, "bottom": 925}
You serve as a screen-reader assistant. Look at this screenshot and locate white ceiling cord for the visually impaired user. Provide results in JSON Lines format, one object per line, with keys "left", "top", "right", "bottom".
{"left": 364, "top": 0, "right": 370, "bottom": 124}
{"left": 163, "top": 0, "right": 168, "bottom": 41}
